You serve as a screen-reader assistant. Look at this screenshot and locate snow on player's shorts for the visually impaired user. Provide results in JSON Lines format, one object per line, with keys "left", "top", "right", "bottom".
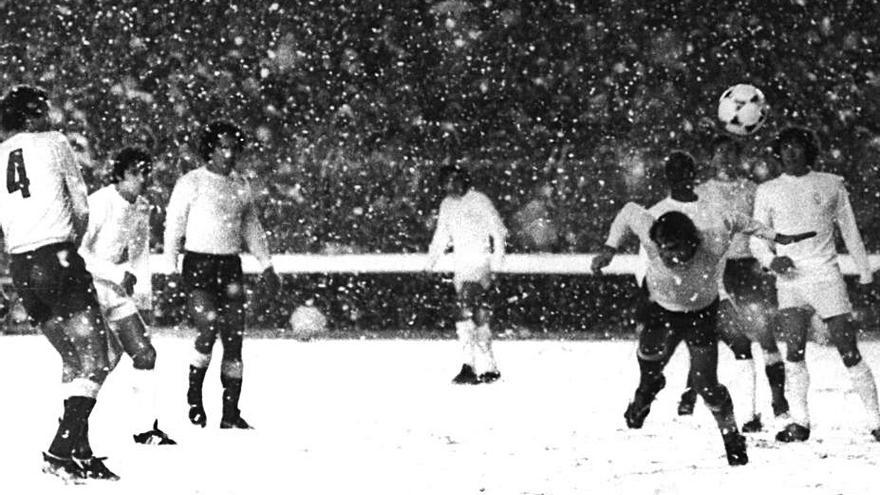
{"left": 776, "top": 271, "right": 852, "bottom": 319}
{"left": 93, "top": 278, "right": 139, "bottom": 322}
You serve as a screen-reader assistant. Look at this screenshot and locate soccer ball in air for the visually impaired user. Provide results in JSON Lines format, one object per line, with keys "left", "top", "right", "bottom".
{"left": 717, "top": 84, "right": 768, "bottom": 136}
{"left": 288, "top": 304, "right": 327, "bottom": 341}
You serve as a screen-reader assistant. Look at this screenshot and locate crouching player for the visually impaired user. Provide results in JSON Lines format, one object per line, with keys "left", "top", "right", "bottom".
{"left": 78, "top": 147, "right": 176, "bottom": 445}
{"left": 592, "top": 200, "right": 815, "bottom": 465}
{"left": 426, "top": 165, "right": 507, "bottom": 384}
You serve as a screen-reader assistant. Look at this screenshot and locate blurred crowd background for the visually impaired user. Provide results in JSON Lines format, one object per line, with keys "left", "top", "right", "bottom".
{"left": 1, "top": 0, "right": 878, "bottom": 332}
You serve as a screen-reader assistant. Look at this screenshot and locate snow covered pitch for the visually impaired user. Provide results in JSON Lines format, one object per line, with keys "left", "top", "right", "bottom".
{"left": 1, "top": 333, "right": 878, "bottom": 494}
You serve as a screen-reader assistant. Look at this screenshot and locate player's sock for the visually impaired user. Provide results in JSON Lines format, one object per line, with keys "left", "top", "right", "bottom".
{"left": 785, "top": 360, "right": 810, "bottom": 428}
{"left": 187, "top": 364, "right": 208, "bottom": 427}
{"left": 764, "top": 351, "right": 788, "bottom": 416}
{"left": 132, "top": 368, "right": 159, "bottom": 433}
{"left": 49, "top": 396, "right": 96, "bottom": 459}
{"left": 734, "top": 358, "right": 757, "bottom": 422}
{"left": 847, "top": 361, "right": 880, "bottom": 432}
{"left": 455, "top": 320, "right": 476, "bottom": 369}
{"left": 704, "top": 385, "right": 739, "bottom": 436}
{"left": 220, "top": 359, "right": 250, "bottom": 428}
{"left": 474, "top": 323, "right": 500, "bottom": 382}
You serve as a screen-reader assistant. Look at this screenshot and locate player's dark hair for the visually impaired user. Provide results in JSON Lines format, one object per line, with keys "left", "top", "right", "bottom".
{"left": 772, "top": 126, "right": 819, "bottom": 166}
{"left": 664, "top": 150, "right": 696, "bottom": 187}
{"left": 110, "top": 147, "right": 152, "bottom": 183}
{"left": 710, "top": 134, "right": 743, "bottom": 157}
{"left": 0, "top": 85, "right": 49, "bottom": 132}
{"left": 649, "top": 211, "right": 700, "bottom": 249}
{"left": 438, "top": 164, "right": 471, "bottom": 190}
{"left": 199, "top": 120, "right": 246, "bottom": 162}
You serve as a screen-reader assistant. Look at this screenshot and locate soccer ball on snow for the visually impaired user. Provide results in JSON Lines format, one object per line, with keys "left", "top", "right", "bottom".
{"left": 288, "top": 304, "right": 327, "bottom": 341}
{"left": 717, "top": 84, "right": 768, "bottom": 136}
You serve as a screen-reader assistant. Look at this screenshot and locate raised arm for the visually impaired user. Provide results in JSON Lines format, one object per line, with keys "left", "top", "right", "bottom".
{"left": 592, "top": 202, "right": 653, "bottom": 274}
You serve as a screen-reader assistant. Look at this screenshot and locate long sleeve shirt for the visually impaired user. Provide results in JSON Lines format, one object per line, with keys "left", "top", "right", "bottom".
{"left": 607, "top": 202, "right": 776, "bottom": 312}
{"left": 78, "top": 186, "right": 151, "bottom": 304}
{"left": 750, "top": 171, "right": 872, "bottom": 284}
{"left": 163, "top": 167, "right": 272, "bottom": 271}
{"left": 427, "top": 189, "right": 507, "bottom": 272}
{"left": 0, "top": 131, "right": 89, "bottom": 253}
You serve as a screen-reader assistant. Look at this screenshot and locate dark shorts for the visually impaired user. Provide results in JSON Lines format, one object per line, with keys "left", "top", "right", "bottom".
{"left": 182, "top": 251, "right": 245, "bottom": 305}
{"left": 9, "top": 242, "right": 101, "bottom": 325}
{"left": 639, "top": 298, "right": 720, "bottom": 359}
{"left": 723, "top": 258, "right": 777, "bottom": 307}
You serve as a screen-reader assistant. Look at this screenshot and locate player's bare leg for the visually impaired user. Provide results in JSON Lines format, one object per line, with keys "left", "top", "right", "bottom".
{"left": 218, "top": 286, "right": 251, "bottom": 429}
{"left": 825, "top": 314, "right": 880, "bottom": 441}
{"left": 776, "top": 308, "right": 812, "bottom": 442}
{"left": 688, "top": 342, "right": 748, "bottom": 466}
{"left": 186, "top": 289, "right": 220, "bottom": 427}
{"left": 113, "top": 313, "right": 176, "bottom": 444}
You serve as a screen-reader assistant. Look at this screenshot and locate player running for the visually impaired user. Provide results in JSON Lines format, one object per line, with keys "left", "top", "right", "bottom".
{"left": 674, "top": 136, "right": 789, "bottom": 431}
{"left": 592, "top": 151, "right": 816, "bottom": 466}
{"left": 78, "top": 147, "right": 176, "bottom": 445}
{"left": 0, "top": 85, "right": 119, "bottom": 481}
{"left": 750, "top": 126, "right": 880, "bottom": 443}
{"left": 164, "top": 121, "right": 279, "bottom": 429}
{"left": 426, "top": 164, "right": 507, "bottom": 384}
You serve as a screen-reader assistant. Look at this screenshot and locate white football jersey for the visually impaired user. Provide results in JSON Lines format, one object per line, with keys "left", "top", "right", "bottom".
{"left": 78, "top": 185, "right": 151, "bottom": 303}
{"left": 427, "top": 189, "right": 507, "bottom": 271}
{"left": 164, "top": 166, "right": 271, "bottom": 270}
{"left": 0, "top": 131, "right": 89, "bottom": 253}
{"left": 606, "top": 202, "right": 775, "bottom": 312}
{"left": 750, "top": 171, "right": 871, "bottom": 283}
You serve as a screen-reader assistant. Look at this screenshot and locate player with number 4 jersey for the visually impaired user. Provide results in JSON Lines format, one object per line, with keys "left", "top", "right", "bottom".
{"left": 0, "top": 85, "right": 118, "bottom": 482}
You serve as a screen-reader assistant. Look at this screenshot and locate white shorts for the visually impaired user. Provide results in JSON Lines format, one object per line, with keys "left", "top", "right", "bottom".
{"left": 453, "top": 260, "right": 492, "bottom": 291}
{"left": 93, "top": 279, "right": 139, "bottom": 322}
{"left": 776, "top": 273, "right": 852, "bottom": 319}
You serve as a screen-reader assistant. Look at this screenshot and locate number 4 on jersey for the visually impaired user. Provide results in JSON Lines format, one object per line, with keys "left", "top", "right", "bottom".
{"left": 7, "top": 149, "right": 30, "bottom": 198}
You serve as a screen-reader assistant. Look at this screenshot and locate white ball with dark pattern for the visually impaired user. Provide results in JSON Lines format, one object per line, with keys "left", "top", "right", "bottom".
{"left": 717, "top": 84, "right": 768, "bottom": 136}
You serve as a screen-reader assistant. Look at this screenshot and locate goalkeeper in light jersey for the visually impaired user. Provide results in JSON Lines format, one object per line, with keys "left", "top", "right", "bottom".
{"left": 592, "top": 163, "right": 816, "bottom": 465}
{"left": 750, "top": 126, "right": 880, "bottom": 443}
{"left": 426, "top": 164, "right": 507, "bottom": 385}
{"left": 79, "top": 147, "right": 176, "bottom": 446}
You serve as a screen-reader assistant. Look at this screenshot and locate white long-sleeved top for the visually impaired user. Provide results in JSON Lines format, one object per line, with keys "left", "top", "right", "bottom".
{"left": 607, "top": 202, "right": 776, "bottom": 312}
{"left": 694, "top": 177, "right": 757, "bottom": 260}
{"left": 78, "top": 185, "right": 151, "bottom": 301}
{"left": 163, "top": 167, "right": 271, "bottom": 271}
{"left": 427, "top": 189, "right": 507, "bottom": 272}
{"left": 750, "top": 171, "right": 872, "bottom": 284}
{"left": 0, "top": 131, "right": 89, "bottom": 253}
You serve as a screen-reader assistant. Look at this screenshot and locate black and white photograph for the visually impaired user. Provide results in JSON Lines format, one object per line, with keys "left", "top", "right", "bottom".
{"left": 1, "top": 1, "right": 879, "bottom": 493}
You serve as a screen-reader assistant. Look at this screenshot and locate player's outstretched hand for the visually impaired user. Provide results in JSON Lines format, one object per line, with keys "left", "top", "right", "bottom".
{"left": 262, "top": 266, "right": 281, "bottom": 294}
{"left": 769, "top": 256, "right": 796, "bottom": 274}
{"left": 121, "top": 271, "right": 138, "bottom": 296}
{"left": 591, "top": 246, "right": 616, "bottom": 274}
{"left": 774, "top": 231, "right": 817, "bottom": 245}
